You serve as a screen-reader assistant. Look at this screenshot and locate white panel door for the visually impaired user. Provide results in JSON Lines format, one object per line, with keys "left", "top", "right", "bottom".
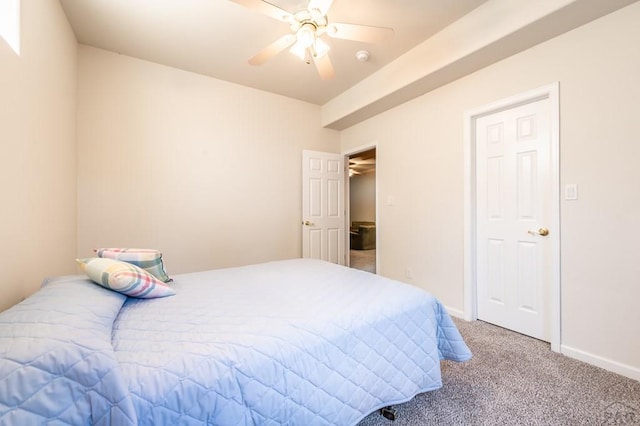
{"left": 476, "top": 98, "right": 552, "bottom": 341}
{"left": 302, "top": 150, "right": 345, "bottom": 265}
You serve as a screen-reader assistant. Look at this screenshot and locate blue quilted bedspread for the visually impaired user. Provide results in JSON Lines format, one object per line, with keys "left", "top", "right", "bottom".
{"left": 0, "top": 259, "right": 471, "bottom": 425}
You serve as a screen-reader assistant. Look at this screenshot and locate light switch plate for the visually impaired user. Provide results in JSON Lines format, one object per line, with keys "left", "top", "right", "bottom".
{"left": 565, "top": 184, "right": 578, "bottom": 200}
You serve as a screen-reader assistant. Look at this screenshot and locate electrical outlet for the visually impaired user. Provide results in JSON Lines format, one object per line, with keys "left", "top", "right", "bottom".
{"left": 405, "top": 268, "right": 413, "bottom": 279}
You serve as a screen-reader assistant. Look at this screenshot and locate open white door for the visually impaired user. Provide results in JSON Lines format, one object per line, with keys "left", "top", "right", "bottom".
{"left": 302, "top": 150, "right": 345, "bottom": 265}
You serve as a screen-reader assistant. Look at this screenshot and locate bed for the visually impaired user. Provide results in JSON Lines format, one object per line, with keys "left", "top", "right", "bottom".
{"left": 0, "top": 258, "right": 471, "bottom": 425}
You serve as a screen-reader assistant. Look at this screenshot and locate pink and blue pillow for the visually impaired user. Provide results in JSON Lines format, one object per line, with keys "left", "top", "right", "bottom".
{"left": 77, "top": 257, "right": 175, "bottom": 299}
{"left": 94, "top": 248, "right": 171, "bottom": 282}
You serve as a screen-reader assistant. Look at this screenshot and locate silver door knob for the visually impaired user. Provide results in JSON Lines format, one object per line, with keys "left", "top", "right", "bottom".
{"left": 528, "top": 227, "right": 549, "bottom": 236}
{"left": 302, "top": 220, "right": 315, "bottom": 226}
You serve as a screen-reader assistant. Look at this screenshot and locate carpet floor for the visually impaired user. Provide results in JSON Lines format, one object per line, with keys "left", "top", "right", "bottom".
{"left": 358, "top": 318, "right": 640, "bottom": 425}
{"left": 350, "top": 249, "right": 376, "bottom": 274}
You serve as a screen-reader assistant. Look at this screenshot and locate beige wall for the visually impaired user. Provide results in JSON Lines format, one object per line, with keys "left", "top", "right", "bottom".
{"left": 341, "top": 3, "right": 640, "bottom": 376}
{"left": 76, "top": 46, "right": 340, "bottom": 274}
{"left": 350, "top": 172, "right": 376, "bottom": 223}
{"left": 0, "top": 1, "right": 77, "bottom": 312}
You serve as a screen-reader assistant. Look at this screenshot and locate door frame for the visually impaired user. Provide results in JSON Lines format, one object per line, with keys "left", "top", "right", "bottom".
{"left": 463, "top": 83, "right": 561, "bottom": 352}
{"left": 343, "top": 141, "right": 379, "bottom": 272}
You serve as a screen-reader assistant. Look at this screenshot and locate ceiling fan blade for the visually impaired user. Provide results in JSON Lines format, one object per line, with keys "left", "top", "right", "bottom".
{"left": 313, "top": 53, "right": 335, "bottom": 80}
{"left": 308, "top": 0, "right": 334, "bottom": 16}
{"left": 326, "top": 23, "right": 394, "bottom": 44}
{"left": 228, "top": 0, "right": 293, "bottom": 23}
{"left": 351, "top": 159, "right": 376, "bottom": 165}
{"left": 249, "top": 34, "right": 296, "bottom": 65}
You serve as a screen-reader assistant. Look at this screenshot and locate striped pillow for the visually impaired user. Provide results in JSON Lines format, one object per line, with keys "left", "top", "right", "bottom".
{"left": 94, "top": 248, "right": 171, "bottom": 282}
{"left": 77, "top": 257, "right": 176, "bottom": 299}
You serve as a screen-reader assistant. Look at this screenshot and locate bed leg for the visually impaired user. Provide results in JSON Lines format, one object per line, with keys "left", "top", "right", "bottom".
{"left": 380, "top": 406, "right": 397, "bottom": 421}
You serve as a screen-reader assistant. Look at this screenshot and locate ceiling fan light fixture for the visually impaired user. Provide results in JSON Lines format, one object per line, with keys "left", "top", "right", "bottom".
{"left": 290, "top": 41, "right": 307, "bottom": 60}
{"left": 297, "top": 23, "right": 316, "bottom": 49}
{"left": 232, "top": 0, "right": 392, "bottom": 79}
{"left": 313, "top": 37, "right": 330, "bottom": 58}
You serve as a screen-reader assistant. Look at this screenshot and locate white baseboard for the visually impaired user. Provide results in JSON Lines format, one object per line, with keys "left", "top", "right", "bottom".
{"left": 561, "top": 345, "right": 640, "bottom": 382}
{"left": 444, "top": 306, "right": 465, "bottom": 319}
{"left": 445, "top": 308, "right": 639, "bottom": 383}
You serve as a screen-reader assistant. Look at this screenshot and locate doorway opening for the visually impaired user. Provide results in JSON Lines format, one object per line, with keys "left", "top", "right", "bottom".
{"left": 348, "top": 147, "right": 376, "bottom": 273}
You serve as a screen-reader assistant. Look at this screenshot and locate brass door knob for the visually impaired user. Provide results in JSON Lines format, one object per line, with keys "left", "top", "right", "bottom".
{"left": 528, "top": 227, "right": 549, "bottom": 236}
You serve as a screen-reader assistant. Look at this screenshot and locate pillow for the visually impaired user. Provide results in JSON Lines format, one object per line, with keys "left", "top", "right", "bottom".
{"left": 77, "top": 257, "right": 176, "bottom": 299}
{"left": 94, "top": 248, "right": 171, "bottom": 282}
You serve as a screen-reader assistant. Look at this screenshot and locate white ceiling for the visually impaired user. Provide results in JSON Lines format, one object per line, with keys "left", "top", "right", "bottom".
{"left": 58, "top": 0, "right": 489, "bottom": 105}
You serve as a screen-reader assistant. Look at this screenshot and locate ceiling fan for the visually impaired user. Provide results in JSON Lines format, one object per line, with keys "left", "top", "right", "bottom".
{"left": 229, "top": 0, "right": 394, "bottom": 80}
{"left": 349, "top": 151, "right": 376, "bottom": 176}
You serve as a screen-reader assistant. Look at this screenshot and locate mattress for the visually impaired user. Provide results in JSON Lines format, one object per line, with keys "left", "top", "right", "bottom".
{"left": 0, "top": 258, "right": 471, "bottom": 425}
